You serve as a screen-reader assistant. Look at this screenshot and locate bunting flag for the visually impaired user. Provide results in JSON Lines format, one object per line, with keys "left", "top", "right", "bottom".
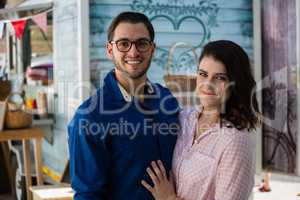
{"left": 6, "top": 22, "right": 15, "bottom": 36}
{"left": 0, "top": 21, "right": 4, "bottom": 39}
{"left": 11, "top": 19, "right": 27, "bottom": 39}
{"left": 32, "top": 12, "right": 48, "bottom": 34}
{"left": 0, "top": 10, "right": 51, "bottom": 39}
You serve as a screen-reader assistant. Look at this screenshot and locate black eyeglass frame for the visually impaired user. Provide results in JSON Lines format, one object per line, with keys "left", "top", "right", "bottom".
{"left": 109, "top": 38, "right": 153, "bottom": 52}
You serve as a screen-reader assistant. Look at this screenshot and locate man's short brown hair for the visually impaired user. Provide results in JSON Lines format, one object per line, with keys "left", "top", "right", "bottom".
{"left": 107, "top": 11, "right": 155, "bottom": 42}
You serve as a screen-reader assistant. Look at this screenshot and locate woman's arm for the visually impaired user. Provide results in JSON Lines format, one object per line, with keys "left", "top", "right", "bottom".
{"left": 141, "top": 160, "right": 182, "bottom": 200}
{"left": 215, "top": 134, "right": 255, "bottom": 200}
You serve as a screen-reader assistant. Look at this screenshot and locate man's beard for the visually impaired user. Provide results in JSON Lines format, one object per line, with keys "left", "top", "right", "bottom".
{"left": 113, "top": 57, "right": 151, "bottom": 79}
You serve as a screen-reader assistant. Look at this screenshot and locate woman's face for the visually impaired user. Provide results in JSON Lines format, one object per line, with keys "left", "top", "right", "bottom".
{"left": 196, "top": 55, "right": 230, "bottom": 111}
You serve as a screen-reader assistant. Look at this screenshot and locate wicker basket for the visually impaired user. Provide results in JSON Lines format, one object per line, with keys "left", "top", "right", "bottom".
{"left": 4, "top": 92, "right": 32, "bottom": 129}
{"left": 163, "top": 42, "right": 197, "bottom": 93}
{"left": 164, "top": 75, "right": 196, "bottom": 93}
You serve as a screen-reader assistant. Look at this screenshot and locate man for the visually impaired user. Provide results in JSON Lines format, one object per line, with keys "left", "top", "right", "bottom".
{"left": 68, "top": 11, "right": 180, "bottom": 200}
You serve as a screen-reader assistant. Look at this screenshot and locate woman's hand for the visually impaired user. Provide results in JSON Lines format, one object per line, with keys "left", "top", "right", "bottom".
{"left": 141, "top": 160, "right": 182, "bottom": 200}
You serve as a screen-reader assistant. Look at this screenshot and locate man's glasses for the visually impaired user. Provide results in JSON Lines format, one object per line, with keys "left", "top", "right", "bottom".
{"left": 110, "top": 38, "right": 153, "bottom": 52}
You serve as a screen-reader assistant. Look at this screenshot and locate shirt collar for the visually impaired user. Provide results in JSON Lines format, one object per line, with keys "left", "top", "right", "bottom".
{"left": 117, "top": 81, "right": 155, "bottom": 102}
{"left": 191, "top": 105, "right": 234, "bottom": 128}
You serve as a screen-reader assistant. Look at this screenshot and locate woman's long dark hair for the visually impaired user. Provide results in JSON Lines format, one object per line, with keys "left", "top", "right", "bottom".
{"left": 199, "top": 40, "right": 260, "bottom": 131}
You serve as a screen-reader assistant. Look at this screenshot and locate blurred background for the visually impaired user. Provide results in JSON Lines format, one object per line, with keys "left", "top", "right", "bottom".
{"left": 0, "top": 0, "right": 300, "bottom": 200}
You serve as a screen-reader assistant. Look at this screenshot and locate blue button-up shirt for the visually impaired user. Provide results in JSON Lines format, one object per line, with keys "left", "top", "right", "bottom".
{"left": 68, "top": 70, "right": 180, "bottom": 200}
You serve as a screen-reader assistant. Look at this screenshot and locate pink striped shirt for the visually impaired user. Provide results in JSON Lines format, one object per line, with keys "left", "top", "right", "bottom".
{"left": 172, "top": 106, "right": 255, "bottom": 200}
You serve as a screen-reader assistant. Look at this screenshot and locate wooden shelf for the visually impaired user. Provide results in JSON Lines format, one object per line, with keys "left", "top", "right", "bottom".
{"left": 0, "top": 127, "right": 43, "bottom": 141}
{"left": 0, "top": 127, "right": 44, "bottom": 200}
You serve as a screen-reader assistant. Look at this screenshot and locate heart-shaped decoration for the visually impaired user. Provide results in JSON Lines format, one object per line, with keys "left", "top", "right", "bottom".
{"left": 131, "top": 0, "right": 219, "bottom": 78}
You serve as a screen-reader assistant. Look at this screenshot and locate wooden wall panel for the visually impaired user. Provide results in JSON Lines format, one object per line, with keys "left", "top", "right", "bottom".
{"left": 89, "top": 0, "right": 253, "bottom": 87}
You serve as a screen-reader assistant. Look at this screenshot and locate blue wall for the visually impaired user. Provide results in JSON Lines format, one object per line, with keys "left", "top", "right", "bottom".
{"left": 89, "top": 0, "right": 253, "bottom": 87}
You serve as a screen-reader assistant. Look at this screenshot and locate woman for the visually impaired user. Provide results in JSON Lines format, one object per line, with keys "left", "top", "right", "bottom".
{"left": 141, "top": 40, "right": 260, "bottom": 200}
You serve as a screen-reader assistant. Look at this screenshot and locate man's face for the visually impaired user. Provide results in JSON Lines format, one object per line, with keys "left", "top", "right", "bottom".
{"left": 106, "top": 22, "right": 155, "bottom": 80}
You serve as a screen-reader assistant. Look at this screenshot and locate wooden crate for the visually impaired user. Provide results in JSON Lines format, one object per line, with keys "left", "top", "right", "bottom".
{"left": 30, "top": 185, "right": 74, "bottom": 200}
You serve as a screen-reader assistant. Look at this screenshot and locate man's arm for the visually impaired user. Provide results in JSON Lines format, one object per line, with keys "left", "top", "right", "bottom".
{"left": 68, "top": 115, "right": 111, "bottom": 200}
